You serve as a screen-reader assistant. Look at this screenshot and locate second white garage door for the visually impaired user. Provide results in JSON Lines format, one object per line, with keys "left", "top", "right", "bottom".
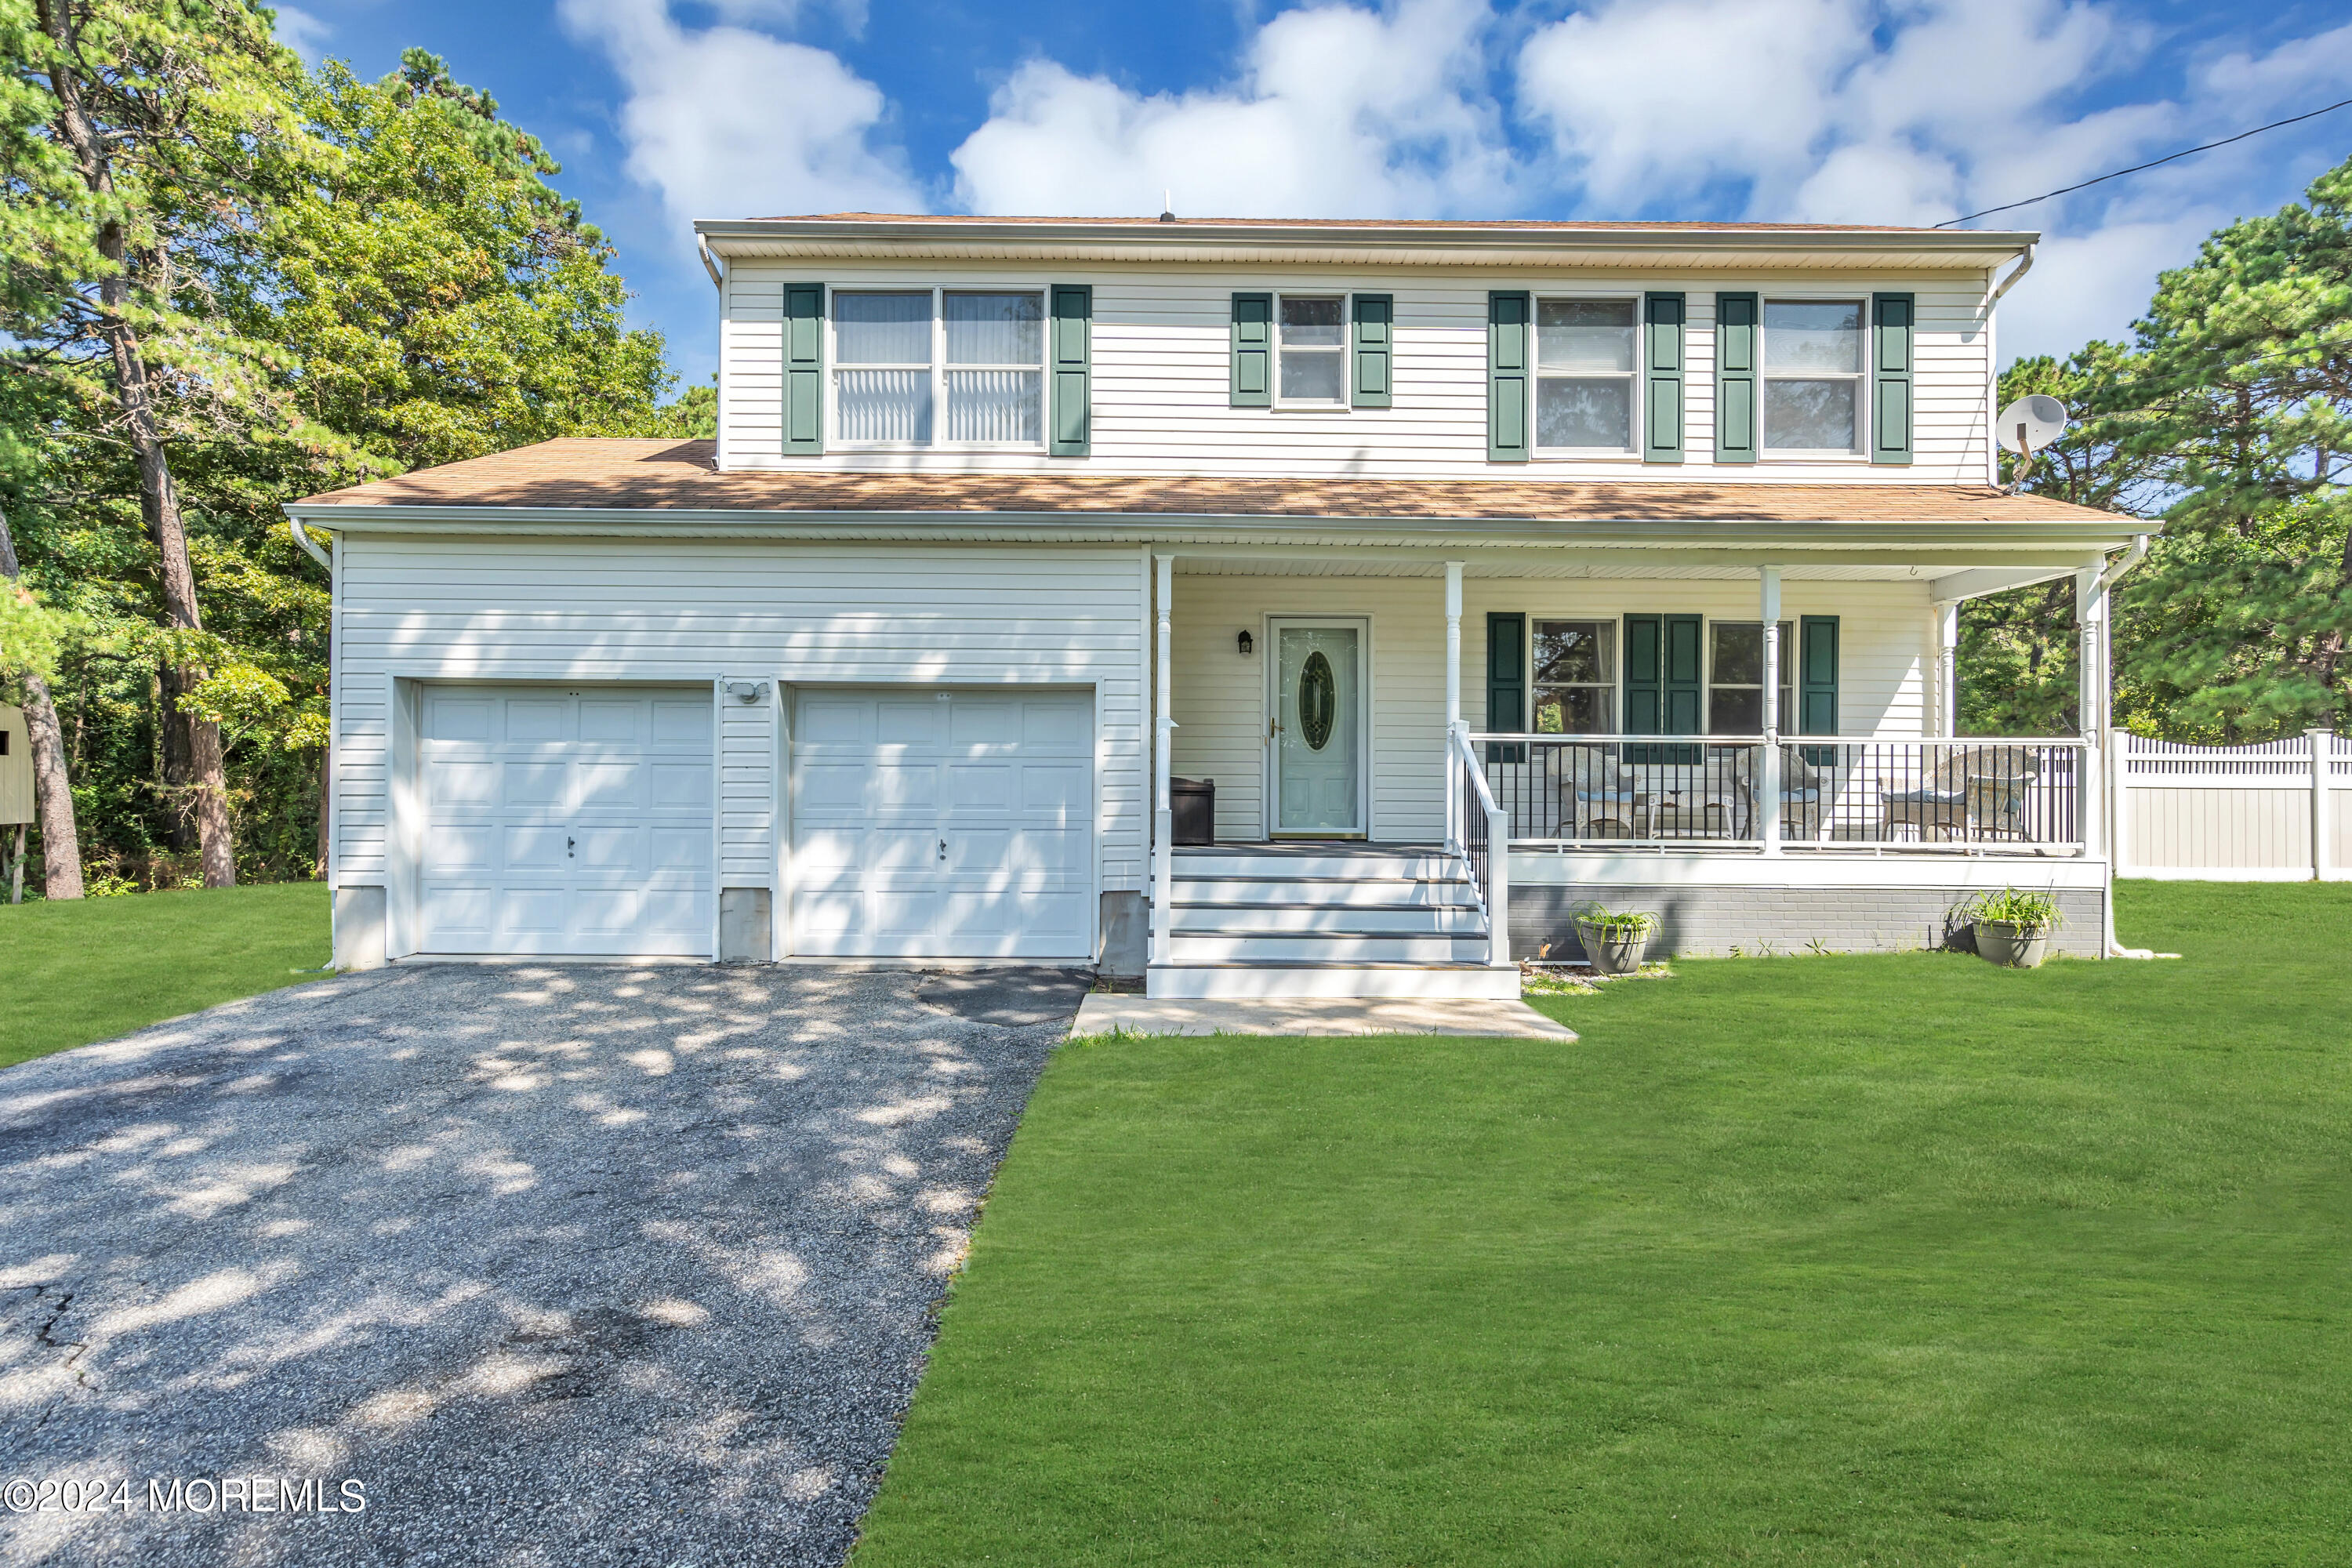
{"left": 790, "top": 688, "right": 1094, "bottom": 958}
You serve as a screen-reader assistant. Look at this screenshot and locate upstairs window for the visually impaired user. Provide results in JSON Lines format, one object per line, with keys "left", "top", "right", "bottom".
{"left": 1277, "top": 295, "right": 1345, "bottom": 404}
{"left": 1536, "top": 299, "right": 1638, "bottom": 453}
{"left": 1534, "top": 619, "right": 1616, "bottom": 734}
{"left": 1762, "top": 300, "right": 1863, "bottom": 453}
{"left": 832, "top": 288, "right": 1044, "bottom": 447}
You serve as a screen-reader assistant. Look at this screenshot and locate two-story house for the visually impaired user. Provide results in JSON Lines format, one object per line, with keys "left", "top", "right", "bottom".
{"left": 288, "top": 214, "right": 2149, "bottom": 996}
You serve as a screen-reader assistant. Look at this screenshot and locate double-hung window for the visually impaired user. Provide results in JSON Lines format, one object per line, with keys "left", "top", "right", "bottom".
{"left": 1535, "top": 299, "right": 1638, "bottom": 453}
{"left": 1534, "top": 620, "right": 1616, "bottom": 734}
{"left": 832, "top": 288, "right": 1044, "bottom": 447}
{"left": 1277, "top": 295, "right": 1345, "bottom": 404}
{"left": 1762, "top": 300, "right": 1864, "bottom": 452}
{"left": 1707, "top": 621, "right": 1795, "bottom": 734}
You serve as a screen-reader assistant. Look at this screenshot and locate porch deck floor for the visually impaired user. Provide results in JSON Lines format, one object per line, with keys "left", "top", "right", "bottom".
{"left": 1176, "top": 840, "right": 1450, "bottom": 857}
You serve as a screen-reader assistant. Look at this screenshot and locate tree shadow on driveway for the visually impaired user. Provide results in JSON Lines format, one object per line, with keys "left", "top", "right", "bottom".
{"left": 0, "top": 962, "right": 1087, "bottom": 1567}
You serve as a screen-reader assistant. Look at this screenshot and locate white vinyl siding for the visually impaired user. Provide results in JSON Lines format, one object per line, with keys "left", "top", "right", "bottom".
{"left": 330, "top": 538, "right": 1145, "bottom": 958}
{"left": 1167, "top": 573, "right": 1933, "bottom": 842}
{"left": 721, "top": 263, "right": 1994, "bottom": 481}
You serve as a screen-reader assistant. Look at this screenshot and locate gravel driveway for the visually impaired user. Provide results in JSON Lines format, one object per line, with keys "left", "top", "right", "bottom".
{"left": 0, "top": 962, "right": 1087, "bottom": 1567}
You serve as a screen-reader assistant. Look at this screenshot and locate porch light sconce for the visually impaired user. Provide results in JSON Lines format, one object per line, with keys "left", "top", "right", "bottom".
{"left": 1237, "top": 630, "right": 1254, "bottom": 657}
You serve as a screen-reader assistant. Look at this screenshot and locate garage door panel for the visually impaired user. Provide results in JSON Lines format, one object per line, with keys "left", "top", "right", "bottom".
{"left": 648, "top": 761, "right": 712, "bottom": 808}
{"left": 945, "top": 763, "right": 1014, "bottom": 812}
{"left": 418, "top": 684, "right": 714, "bottom": 957}
{"left": 430, "top": 760, "right": 499, "bottom": 808}
{"left": 505, "top": 700, "right": 569, "bottom": 742}
{"left": 1018, "top": 762, "right": 1090, "bottom": 815}
{"left": 790, "top": 688, "right": 1091, "bottom": 960}
{"left": 873, "top": 763, "right": 938, "bottom": 810}
{"left": 876, "top": 702, "right": 942, "bottom": 745}
{"left": 503, "top": 762, "right": 566, "bottom": 807}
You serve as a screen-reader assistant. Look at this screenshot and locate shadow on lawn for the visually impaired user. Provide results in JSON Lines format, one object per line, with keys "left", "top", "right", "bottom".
{"left": 0, "top": 963, "right": 1083, "bottom": 1567}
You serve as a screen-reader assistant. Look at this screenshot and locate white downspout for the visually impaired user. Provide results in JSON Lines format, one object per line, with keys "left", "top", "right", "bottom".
{"left": 2086, "top": 535, "right": 2154, "bottom": 957}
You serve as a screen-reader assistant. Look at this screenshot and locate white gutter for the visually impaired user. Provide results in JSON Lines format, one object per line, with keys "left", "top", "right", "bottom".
{"left": 1986, "top": 241, "right": 2036, "bottom": 311}
{"left": 2096, "top": 532, "right": 2151, "bottom": 594}
{"left": 697, "top": 233, "right": 724, "bottom": 291}
{"left": 289, "top": 517, "right": 332, "bottom": 571}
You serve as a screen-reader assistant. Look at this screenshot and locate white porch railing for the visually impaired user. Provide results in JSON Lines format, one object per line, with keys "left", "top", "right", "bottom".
{"left": 1448, "top": 725, "right": 1513, "bottom": 968}
{"left": 1462, "top": 735, "right": 2090, "bottom": 854}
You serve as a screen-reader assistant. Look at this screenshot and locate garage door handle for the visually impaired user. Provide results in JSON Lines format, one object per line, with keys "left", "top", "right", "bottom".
{"left": 938, "top": 837, "right": 947, "bottom": 862}
{"left": 567, "top": 836, "right": 575, "bottom": 858}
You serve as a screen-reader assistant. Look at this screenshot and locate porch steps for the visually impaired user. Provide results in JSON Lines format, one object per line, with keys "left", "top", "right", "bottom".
{"left": 1147, "top": 844, "right": 1519, "bottom": 1000}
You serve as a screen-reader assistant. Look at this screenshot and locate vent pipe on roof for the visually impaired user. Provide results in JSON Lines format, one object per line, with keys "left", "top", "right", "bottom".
{"left": 1158, "top": 190, "right": 1175, "bottom": 223}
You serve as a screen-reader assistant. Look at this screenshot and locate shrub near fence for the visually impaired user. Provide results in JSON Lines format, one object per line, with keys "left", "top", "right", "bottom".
{"left": 2119, "top": 731, "right": 2350, "bottom": 880}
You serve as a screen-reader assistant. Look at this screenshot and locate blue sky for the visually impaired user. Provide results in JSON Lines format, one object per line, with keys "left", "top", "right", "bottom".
{"left": 276, "top": 0, "right": 2352, "bottom": 392}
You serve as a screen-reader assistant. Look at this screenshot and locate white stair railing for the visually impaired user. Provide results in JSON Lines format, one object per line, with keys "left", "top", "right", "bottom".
{"left": 1450, "top": 726, "right": 1512, "bottom": 971}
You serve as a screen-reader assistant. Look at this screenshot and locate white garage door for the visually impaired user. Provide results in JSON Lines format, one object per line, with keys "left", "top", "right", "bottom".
{"left": 791, "top": 689, "right": 1094, "bottom": 958}
{"left": 418, "top": 684, "right": 715, "bottom": 956}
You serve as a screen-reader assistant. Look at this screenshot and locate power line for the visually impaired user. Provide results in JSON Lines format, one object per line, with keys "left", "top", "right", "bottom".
{"left": 1934, "top": 97, "right": 2352, "bottom": 228}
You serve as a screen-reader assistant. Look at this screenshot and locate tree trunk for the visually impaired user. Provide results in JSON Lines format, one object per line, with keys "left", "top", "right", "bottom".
{"left": 0, "top": 510, "right": 86, "bottom": 902}
{"left": 8, "top": 824, "right": 23, "bottom": 905}
{"left": 39, "top": 0, "right": 235, "bottom": 887}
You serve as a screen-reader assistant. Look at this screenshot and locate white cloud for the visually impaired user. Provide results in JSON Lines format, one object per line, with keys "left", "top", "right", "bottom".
{"left": 557, "top": 0, "right": 920, "bottom": 230}
{"left": 270, "top": 4, "right": 332, "bottom": 65}
{"left": 1997, "top": 209, "right": 2222, "bottom": 359}
{"left": 949, "top": 0, "right": 1516, "bottom": 219}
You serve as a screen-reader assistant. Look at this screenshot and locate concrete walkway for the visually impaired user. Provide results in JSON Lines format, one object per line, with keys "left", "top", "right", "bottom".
{"left": 1070, "top": 994, "right": 1577, "bottom": 1040}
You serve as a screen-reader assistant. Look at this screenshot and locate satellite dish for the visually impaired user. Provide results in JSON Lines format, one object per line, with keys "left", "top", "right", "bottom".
{"left": 1997, "top": 394, "right": 2069, "bottom": 454}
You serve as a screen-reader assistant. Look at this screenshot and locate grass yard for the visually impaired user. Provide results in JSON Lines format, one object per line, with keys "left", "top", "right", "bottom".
{"left": 855, "top": 881, "right": 2352, "bottom": 1566}
{"left": 0, "top": 881, "right": 332, "bottom": 1069}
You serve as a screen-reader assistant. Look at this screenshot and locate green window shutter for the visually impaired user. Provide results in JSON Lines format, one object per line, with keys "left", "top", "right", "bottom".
{"left": 1871, "top": 292, "right": 1914, "bottom": 465}
{"left": 1624, "top": 613, "right": 1701, "bottom": 764}
{"left": 1487, "top": 290, "right": 1530, "bottom": 462}
{"left": 1231, "top": 292, "right": 1272, "bottom": 408}
{"left": 783, "top": 282, "right": 825, "bottom": 454}
{"left": 1048, "top": 284, "right": 1092, "bottom": 456}
{"left": 1714, "top": 291, "right": 1759, "bottom": 463}
{"left": 1798, "top": 616, "right": 1839, "bottom": 763}
{"left": 1351, "top": 292, "right": 1393, "bottom": 408}
{"left": 1642, "top": 292, "right": 1685, "bottom": 464}
{"left": 1486, "top": 612, "right": 1526, "bottom": 763}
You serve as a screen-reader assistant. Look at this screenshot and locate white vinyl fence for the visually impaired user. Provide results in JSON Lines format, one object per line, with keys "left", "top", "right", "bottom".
{"left": 2118, "top": 730, "right": 2350, "bottom": 880}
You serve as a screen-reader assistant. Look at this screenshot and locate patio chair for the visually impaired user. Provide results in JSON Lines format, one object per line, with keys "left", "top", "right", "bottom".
{"left": 1878, "top": 750, "right": 1971, "bottom": 842}
{"left": 1561, "top": 750, "right": 1645, "bottom": 838}
{"left": 1777, "top": 753, "right": 1830, "bottom": 841}
{"left": 1964, "top": 747, "right": 2037, "bottom": 840}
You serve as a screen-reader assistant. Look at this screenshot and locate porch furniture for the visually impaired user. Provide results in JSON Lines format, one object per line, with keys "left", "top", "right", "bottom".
{"left": 1878, "top": 752, "right": 1971, "bottom": 840}
{"left": 1878, "top": 748, "right": 2038, "bottom": 842}
{"left": 1777, "top": 753, "right": 1830, "bottom": 841}
{"left": 1562, "top": 751, "right": 1648, "bottom": 838}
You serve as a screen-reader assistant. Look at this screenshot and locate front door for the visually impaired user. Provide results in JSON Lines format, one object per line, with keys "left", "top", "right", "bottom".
{"left": 1269, "top": 620, "right": 1366, "bottom": 837}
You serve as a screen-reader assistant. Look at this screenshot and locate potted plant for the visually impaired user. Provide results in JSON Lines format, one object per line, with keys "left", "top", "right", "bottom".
{"left": 1570, "top": 902, "right": 1661, "bottom": 976}
{"left": 1958, "top": 887, "right": 2064, "bottom": 969}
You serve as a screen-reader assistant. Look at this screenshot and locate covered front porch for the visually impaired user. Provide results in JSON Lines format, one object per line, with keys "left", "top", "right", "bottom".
{"left": 1142, "top": 524, "right": 2147, "bottom": 993}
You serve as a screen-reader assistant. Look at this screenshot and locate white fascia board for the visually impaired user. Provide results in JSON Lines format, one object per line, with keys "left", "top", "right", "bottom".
{"left": 281, "top": 503, "right": 2144, "bottom": 557}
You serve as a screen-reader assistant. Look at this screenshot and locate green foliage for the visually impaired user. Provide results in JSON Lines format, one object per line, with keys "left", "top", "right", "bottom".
{"left": 0, "top": 578, "right": 67, "bottom": 682}
{"left": 1956, "top": 884, "right": 2066, "bottom": 933}
{"left": 1979, "top": 155, "right": 2352, "bottom": 742}
{"left": 1570, "top": 901, "right": 1661, "bottom": 938}
{"left": 1, "top": 13, "right": 687, "bottom": 887}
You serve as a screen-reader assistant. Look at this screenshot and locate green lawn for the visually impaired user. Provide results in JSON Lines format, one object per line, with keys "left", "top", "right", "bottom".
{"left": 855, "top": 882, "right": 2352, "bottom": 1566}
{"left": 0, "top": 881, "right": 332, "bottom": 1069}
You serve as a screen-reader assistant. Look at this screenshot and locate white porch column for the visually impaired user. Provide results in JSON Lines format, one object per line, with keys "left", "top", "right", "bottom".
{"left": 2075, "top": 563, "right": 2109, "bottom": 865}
{"left": 1759, "top": 566, "right": 1783, "bottom": 855}
{"left": 1444, "top": 561, "right": 1464, "bottom": 852}
{"left": 1932, "top": 600, "right": 1960, "bottom": 737}
{"left": 1152, "top": 553, "right": 1174, "bottom": 967}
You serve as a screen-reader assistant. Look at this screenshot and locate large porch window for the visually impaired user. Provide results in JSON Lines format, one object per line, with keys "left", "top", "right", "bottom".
{"left": 1533, "top": 619, "right": 1615, "bottom": 733}
{"left": 1707, "top": 620, "right": 1794, "bottom": 734}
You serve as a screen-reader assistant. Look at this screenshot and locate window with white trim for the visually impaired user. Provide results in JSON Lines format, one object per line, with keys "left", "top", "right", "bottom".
{"left": 831, "top": 288, "right": 1044, "bottom": 447}
{"left": 1534, "top": 619, "right": 1615, "bottom": 734}
{"left": 1707, "top": 620, "right": 1794, "bottom": 734}
{"left": 1762, "top": 300, "right": 1864, "bottom": 452}
{"left": 1535, "top": 299, "right": 1639, "bottom": 453}
{"left": 1277, "top": 295, "right": 1345, "bottom": 404}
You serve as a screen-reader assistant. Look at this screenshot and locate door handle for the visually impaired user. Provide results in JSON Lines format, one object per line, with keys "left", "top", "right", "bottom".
{"left": 1269, "top": 718, "right": 1283, "bottom": 739}
{"left": 938, "top": 837, "right": 947, "bottom": 862}
{"left": 567, "top": 836, "right": 575, "bottom": 858}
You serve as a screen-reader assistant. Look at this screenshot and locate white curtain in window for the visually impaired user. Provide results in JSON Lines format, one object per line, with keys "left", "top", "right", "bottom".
{"left": 946, "top": 369, "right": 1043, "bottom": 442}
{"left": 945, "top": 292, "right": 1041, "bottom": 365}
{"left": 835, "top": 292, "right": 931, "bottom": 365}
{"left": 837, "top": 369, "right": 932, "bottom": 442}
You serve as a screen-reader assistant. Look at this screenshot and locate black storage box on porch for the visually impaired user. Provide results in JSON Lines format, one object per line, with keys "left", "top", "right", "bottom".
{"left": 1170, "top": 777, "right": 1215, "bottom": 846}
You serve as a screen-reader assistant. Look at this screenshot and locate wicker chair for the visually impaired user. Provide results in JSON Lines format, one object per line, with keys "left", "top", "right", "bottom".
{"left": 1562, "top": 750, "right": 1645, "bottom": 838}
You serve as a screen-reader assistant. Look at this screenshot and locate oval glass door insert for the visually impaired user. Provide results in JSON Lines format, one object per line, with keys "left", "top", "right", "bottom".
{"left": 1299, "top": 650, "right": 1337, "bottom": 750}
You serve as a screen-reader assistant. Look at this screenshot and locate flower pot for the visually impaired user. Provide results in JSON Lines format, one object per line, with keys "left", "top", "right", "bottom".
{"left": 1972, "top": 918, "right": 2050, "bottom": 969}
{"left": 1575, "top": 918, "right": 1650, "bottom": 976}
